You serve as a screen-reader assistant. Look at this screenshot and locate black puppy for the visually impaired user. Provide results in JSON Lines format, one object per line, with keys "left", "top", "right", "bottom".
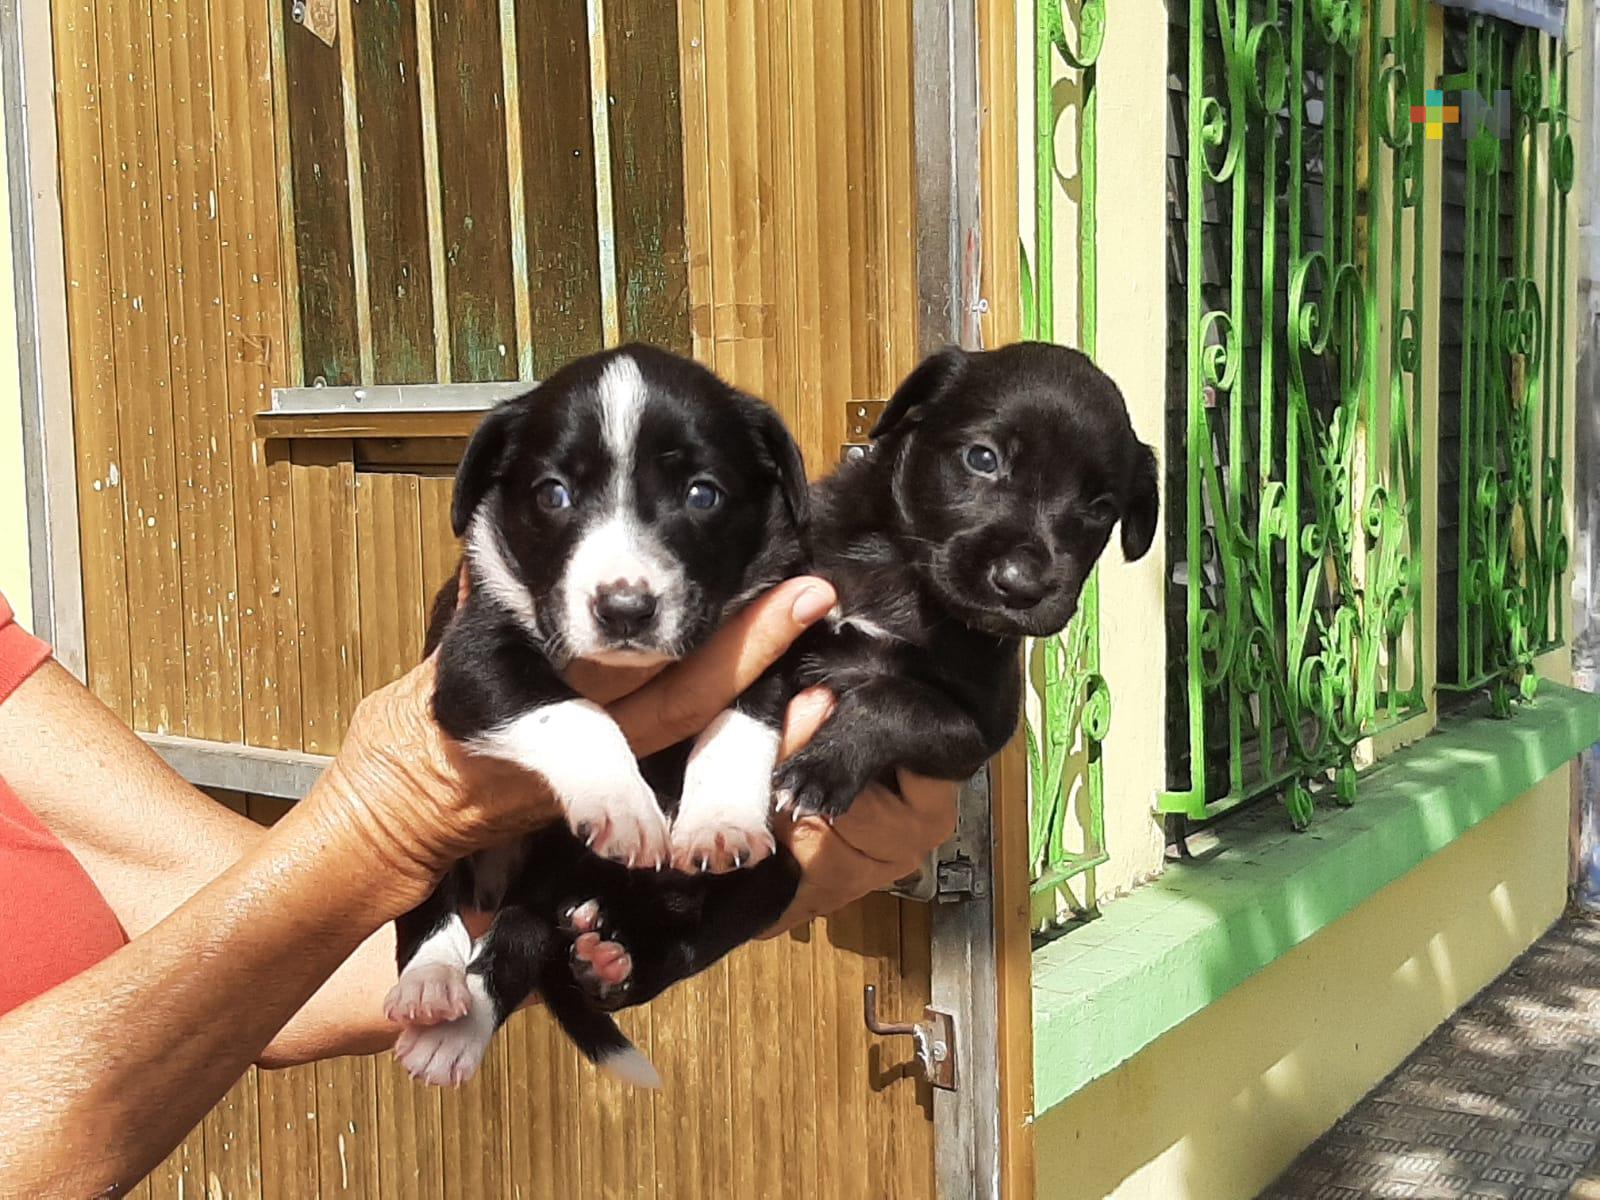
{"left": 555, "top": 342, "right": 1160, "bottom": 1048}
{"left": 385, "top": 345, "right": 806, "bottom": 1087}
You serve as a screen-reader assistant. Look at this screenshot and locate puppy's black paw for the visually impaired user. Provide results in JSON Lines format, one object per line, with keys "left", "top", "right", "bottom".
{"left": 772, "top": 747, "right": 867, "bottom": 823}
{"left": 561, "top": 900, "right": 634, "bottom": 1011}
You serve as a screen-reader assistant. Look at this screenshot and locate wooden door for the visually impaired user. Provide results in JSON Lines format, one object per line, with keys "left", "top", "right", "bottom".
{"left": 51, "top": 0, "right": 941, "bottom": 1194}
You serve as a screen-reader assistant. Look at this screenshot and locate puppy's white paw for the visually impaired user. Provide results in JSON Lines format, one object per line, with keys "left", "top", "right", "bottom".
{"left": 384, "top": 962, "right": 471, "bottom": 1027}
{"left": 670, "top": 801, "right": 775, "bottom": 873}
{"left": 564, "top": 768, "right": 670, "bottom": 868}
{"left": 671, "top": 709, "right": 780, "bottom": 873}
{"left": 469, "top": 699, "right": 669, "bottom": 869}
{"left": 393, "top": 976, "right": 496, "bottom": 1087}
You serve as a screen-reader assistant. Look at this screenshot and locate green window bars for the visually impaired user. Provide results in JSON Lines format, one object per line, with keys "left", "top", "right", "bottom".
{"left": 1024, "top": 0, "right": 1110, "bottom": 923}
{"left": 1164, "top": 0, "right": 1431, "bottom": 828}
{"left": 1437, "top": 13, "right": 1572, "bottom": 714}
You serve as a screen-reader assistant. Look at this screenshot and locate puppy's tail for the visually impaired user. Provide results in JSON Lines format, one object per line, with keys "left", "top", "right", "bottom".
{"left": 542, "top": 977, "right": 661, "bottom": 1089}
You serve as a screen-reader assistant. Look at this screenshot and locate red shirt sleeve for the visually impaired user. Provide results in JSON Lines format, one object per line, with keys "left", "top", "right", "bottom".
{"left": 0, "top": 592, "right": 128, "bottom": 1016}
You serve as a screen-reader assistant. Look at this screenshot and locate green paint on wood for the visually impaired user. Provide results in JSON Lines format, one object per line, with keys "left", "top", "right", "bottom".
{"left": 353, "top": 0, "right": 436, "bottom": 383}
{"left": 605, "top": 0, "right": 691, "bottom": 352}
{"left": 432, "top": 0, "right": 519, "bottom": 380}
{"left": 1032, "top": 680, "right": 1600, "bottom": 1115}
{"left": 283, "top": 17, "right": 359, "bottom": 386}
{"left": 516, "top": 0, "right": 602, "bottom": 374}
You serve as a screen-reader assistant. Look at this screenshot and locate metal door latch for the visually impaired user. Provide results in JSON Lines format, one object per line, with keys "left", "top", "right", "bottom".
{"left": 863, "top": 985, "right": 957, "bottom": 1090}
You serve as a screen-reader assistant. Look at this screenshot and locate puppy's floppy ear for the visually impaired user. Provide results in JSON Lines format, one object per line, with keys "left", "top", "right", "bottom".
{"left": 1119, "top": 442, "right": 1160, "bottom": 562}
{"left": 872, "top": 346, "right": 968, "bottom": 439}
{"left": 739, "top": 394, "right": 810, "bottom": 532}
{"left": 451, "top": 400, "right": 523, "bottom": 536}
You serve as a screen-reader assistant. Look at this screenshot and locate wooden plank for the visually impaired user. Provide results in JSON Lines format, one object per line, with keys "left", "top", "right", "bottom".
{"left": 809, "top": 0, "right": 853, "bottom": 468}
{"left": 256, "top": 411, "right": 488, "bottom": 441}
{"left": 290, "top": 440, "right": 363, "bottom": 754}
{"left": 256, "top": 1064, "right": 321, "bottom": 1200}
{"left": 505, "top": 1008, "right": 583, "bottom": 1200}
{"left": 50, "top": 0, "right": 133, "bottom": 720}
{"left": 350, "top": 0, "right": 436, "bottom": 383}
{"left": 781, "top": 0, "right": 827, "bottom": 465}
{"left": 355, "top": 472, "right": 426, "bottom": 688}
{"left": 515, "top": 0, "right": 603, "bottom": 375}
{"left": 215, "top": 0, "right": 304, "bottom": 752}
{"left": 431, "top": 0, "right": 519, "bottom": 380}
{"left": 675, "top": 0, "right": 715, "bottom": 367}
{"left": 95, "top": 0, "right": 188, "bottom": 737}
{"left": 417, "top": 475, "right": 460, "bottom": 602}
{"left": 203, "top": 1067, "right": 265, "bottom": 1200}
{"left": 438, "top": 1043, "right": 512, "bottom": 1200}
{"left": 315, "top": 1055, "right": 379, "bottom": 1199}
{"left": 247, "top": 795, "right": 296, "bottom": 826}
{"left": 701, "top": 0, "right": 766, "bottom": 396}
{"left": 152, "top": 0, "right": 244, "bottom": 746}
{"left": 283, "top": 12, "right": 360, "bottom": 385}
{"left": 604, "top": 0, "right": 691, "bottom": 353}
{"left": 144, "top": 1125, "right": 205, "bottom": 1200}
{"left": 881, "top": 0, "right": 917, "bottom": 378}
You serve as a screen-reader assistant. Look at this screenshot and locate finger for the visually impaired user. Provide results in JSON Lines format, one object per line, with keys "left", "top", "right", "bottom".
{"left": 886, "top": 770, "right": 962, "bottom": 845}
{"left": 564, "top": 660, "right": 670, "bottom": 705}
{"left": 612, "top": 577, "right": 836, "bottom": 757}
{"left": 457, "top": 562, "right": 470, "bottom": 607}
{"left": 778, "top": 688, "right": 836, "bottom": 758}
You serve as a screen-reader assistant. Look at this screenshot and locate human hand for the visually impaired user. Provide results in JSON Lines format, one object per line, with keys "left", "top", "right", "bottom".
{"left": 762, "top": 690, "right": 961, "bottom": 935}
{"left": 310, "top": 576, "right": 838, "bottom": 914}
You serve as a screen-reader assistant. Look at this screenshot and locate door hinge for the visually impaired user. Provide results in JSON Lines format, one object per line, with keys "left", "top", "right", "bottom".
{"left": 886, "top": 848, "right": 989, "bottom": 902}
{"left": 839, "top": 398, "right": 886, "bottom": 461}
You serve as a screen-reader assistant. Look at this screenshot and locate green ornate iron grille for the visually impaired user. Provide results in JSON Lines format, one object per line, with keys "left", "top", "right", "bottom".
{"left": 1024, "top": 0, "right": 1110, "bottom": 918}
{"left": 1437, "top": 13, "right": 1572, "bottom": 714}
{"left": 1163, "top": 0, "right": 1430, "bottom": 826}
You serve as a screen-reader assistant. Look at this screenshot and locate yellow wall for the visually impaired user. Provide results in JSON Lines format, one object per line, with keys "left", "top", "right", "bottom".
{"left": 1035, "top": 766, "right": 1572, "bottom": 1200}
{"left": 0, "top": 50, "right": 31, "bottom": 629}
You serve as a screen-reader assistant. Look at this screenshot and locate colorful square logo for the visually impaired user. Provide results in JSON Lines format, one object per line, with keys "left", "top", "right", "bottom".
{"left": 1409, "top": 89, "right": 1459, "bottom": 140}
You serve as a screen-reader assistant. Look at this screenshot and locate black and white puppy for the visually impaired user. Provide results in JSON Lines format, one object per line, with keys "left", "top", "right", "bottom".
{"left": 553, "top": 342, "right": 1160, "bottom": 1032}
{"left": 384, "top": 344, "right": 806, "bottom": 1087}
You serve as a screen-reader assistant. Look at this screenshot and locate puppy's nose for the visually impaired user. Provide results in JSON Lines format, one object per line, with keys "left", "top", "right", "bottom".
{"left": 988, "top": 555, "right": 1048, "bottom": 609}
{"left": 590, "top": 583, "right": 659, "bottom": 639}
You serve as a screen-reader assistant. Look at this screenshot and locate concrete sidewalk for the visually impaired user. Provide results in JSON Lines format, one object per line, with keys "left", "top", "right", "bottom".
{"left": 1264, "top": 914, "right": 1600, "bottom": 1199}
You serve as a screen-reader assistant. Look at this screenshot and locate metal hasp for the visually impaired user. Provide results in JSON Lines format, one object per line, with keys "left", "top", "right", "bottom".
{"left": 863, "top": 985, "right": 957, "bottom": 1091}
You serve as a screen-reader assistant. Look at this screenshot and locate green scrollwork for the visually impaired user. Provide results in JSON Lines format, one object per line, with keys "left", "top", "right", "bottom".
{"left": 1165, "top": 0, "right": 1430, "bottom": 826}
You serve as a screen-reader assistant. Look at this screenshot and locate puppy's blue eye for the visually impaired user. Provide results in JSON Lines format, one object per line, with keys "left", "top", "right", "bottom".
{"left": 686, "top": 480, "right": 723, "bottom": 511}
{"left": 964, "top": 445, "right": 1000, "bottom": 476}
{"left": 535, "top": 479, "right": 573, "bottom": 510}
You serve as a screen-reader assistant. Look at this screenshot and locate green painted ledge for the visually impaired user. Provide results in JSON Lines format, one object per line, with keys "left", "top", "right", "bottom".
{"left": 1032, "top": 680, "right": 1600, "bottom": 1115}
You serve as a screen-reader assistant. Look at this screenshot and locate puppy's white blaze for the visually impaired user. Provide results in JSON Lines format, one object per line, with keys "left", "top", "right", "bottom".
{"left": 469, "top": 699, "right": 667, "bottom": 862}
{"left": 467, "top": 507, "right": 540, "bottom": 635}
{"left": 596, "top": 352, "right": 646, "bottom": 469}
{"left": 598, "top": 1044, "right": 662, "bottom": 1089}
{"left": 676, "top": 709, "right": 780, "bottom": 841}
{"left": 401, "top": 913, "right": 472, "bottom": 975}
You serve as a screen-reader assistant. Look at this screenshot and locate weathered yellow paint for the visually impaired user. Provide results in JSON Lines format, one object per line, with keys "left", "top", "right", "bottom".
{"left": 1035, "top": 767, "right": 1573, "bottom": 1200}
{"left": 0, "top": 50, "right": 30, "bottom": 630}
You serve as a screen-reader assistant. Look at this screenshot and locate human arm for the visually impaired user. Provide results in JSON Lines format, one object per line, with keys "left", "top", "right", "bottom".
{"left": 2, "top": 576, "right": 840, "bottom": 1069}
{"left": 0, "top": 577, "right": 836, "bottom": 1195}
